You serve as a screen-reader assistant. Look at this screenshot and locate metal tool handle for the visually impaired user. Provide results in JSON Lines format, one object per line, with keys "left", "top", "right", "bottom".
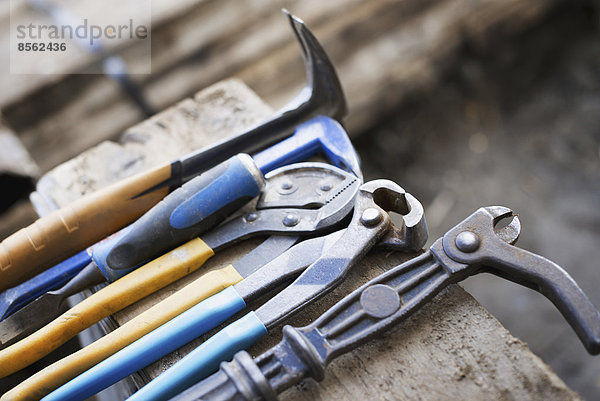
{"left": 127, "top": 313, "right": 268, "bottom": 401}
{"left": 0, "top": 162, "right": 173, "bottom": 291}
{"left": 43, "top": 287, "right": 248, "bottom": 401}
{"left": 172, "top": 351, "right": 276, "bottom": 401}
{"left": 0, "top": 249, "right": 90, "bottom": 320}
{"left": 483, "top": 241, "right": 600, "bottom": 355}
{"left": 4, "top": 264, "right": 244, "bottom": 401}
{"left": 294, "top": 248, "right": 452, "bottom": 364}
{"left": 174, "top": 246, "right": 454, "bottom": 401}
{"left": 93, "top": 154, "right": 263, "bottom": 277}
{"left": 0, "top": 237, "right": 214, "bottom": 378}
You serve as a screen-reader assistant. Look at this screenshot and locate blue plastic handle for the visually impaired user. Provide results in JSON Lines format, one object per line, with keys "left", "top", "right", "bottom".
{"left": 0, "top": 249, "right": 91, "bottom": 320}
{"left": 253, "top": 116, "right": 361, "bottom": 179}
{"left": 169, "top": 156, "right": 261, "bottom": 230}
{"left": 91, "top": 225, "right": 133, "bottom": 282}
{"left": 126, "top": 312, "right": 267, "bottom": 401}
{"left": 41, "top": 287, "right": 248, "bottom": 401}
{"left": 92, "top": 154, "right": 262, "bottom": 280}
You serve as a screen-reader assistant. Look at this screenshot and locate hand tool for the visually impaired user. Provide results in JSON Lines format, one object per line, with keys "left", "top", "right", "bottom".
{"left": 0, "top": 114, "right": 360, "bottom": 323}
{"left": 101, "top": 180, "right": 427, "bottom": 401}
{"left": 0, "top": 10, "right": 347, "bottom": 291}
{"left": 0, "top": 162, "right": 360, "bottom": 377}
{"left": 93, "top": 115, "right": 362, "bottom": 277}
{"left": 173, "top": 206, "right": 600, "bottom": 401}
{"left": 0, "top": 249, "right": 90, "bottom": 320}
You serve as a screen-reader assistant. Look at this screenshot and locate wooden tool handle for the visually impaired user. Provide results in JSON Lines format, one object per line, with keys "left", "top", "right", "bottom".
{"left": 0, "top": 162, "right": 173, "bottom": 292}
{"left": 2, "top": 264, "right": 243, "bottom": 401}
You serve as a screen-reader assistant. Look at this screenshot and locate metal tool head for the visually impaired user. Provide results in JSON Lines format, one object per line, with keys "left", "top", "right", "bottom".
{"left": 280, "top": 10, "right": 347, "bottom": 121}
{"left": 441, "top": 206, "right": 600, "bottom": 355}
{"left": 442, "top": 206, "right": 522, "bottom": 267}
{"left": 201, "top": 162, "right": 361, "bottom": 251}
{"left": 360, "top": 180, "right": 428, "bottom": 252}
{"left": 178, "top": 10, "right": 346, "bottom": 182}
{"left": 254, "top": 179, "right": 427, "bottom": 328}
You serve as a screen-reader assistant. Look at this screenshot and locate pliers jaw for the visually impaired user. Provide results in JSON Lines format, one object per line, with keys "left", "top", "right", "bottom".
{"left": 442, "top": 206, "right": 522, "bottom": 269}
{"left": 201, "top": 162, "right": 361, "bottom": 251}
{"left": 253, "top": 179, "right": 428, "bottom": 329}
{"left": 359, "top": 180, "right": 428, "bottom": 253}
{"left": 441, "top": 206, "right": 600, "bottom": 355}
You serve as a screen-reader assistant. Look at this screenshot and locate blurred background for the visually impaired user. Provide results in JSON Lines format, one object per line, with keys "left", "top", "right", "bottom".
{"left": 0, "top": 0, "right": 598, "bottom": 399}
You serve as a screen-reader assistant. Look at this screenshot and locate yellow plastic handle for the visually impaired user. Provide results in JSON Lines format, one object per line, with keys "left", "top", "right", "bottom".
{"left": 0, "top": 237, "right": 214, "bottom": 379}
{"left": 1, "top": 264, "right": 243, "bottom": 401}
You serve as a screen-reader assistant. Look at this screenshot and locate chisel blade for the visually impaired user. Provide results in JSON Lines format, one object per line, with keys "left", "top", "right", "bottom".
{"left": 0, "top": 262, "right": 105, "bottom": 349}
{"left": 0, "top": 292, "right": 66, "bottom": 349}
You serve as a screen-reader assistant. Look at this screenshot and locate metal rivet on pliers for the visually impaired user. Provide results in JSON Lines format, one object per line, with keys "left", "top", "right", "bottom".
{"left": 360, "top": 208, "right": 382, "bottom": 227}
{"left": 283, "top": 214, "right": 300, "bottom": 227}
{"left": 455, "top": 231, "right": 480, "bottom": 252}
{"left": 245, "top": 213, "right": 258, "bottom": 222}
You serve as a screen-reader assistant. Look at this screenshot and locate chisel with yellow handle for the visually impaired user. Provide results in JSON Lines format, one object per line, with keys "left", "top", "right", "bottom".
{"left": 0, "top": 10, "right": 347, "bottom": 291}
{"left": 0, "top": 162, "right": 361, "bottom": 377}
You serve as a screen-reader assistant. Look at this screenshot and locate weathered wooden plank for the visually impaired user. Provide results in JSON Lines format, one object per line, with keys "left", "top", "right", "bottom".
{"left": 31, "top": 78, "right": 272, "bottom": 212}
{"left": 31, "top": 80, "right": 579, "bottom": 400}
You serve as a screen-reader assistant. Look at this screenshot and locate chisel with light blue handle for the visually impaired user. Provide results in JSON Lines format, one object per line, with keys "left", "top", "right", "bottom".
{"left": 127, "top": 314, "right": 266, "bottom": 401}
{"left": 41, "top": 287, "right": 249, "bottom": 401}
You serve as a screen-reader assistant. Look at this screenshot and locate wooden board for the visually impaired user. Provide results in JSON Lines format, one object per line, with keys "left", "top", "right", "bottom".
{"left": 31, "top": 80, "right": 579, "bottom": 400}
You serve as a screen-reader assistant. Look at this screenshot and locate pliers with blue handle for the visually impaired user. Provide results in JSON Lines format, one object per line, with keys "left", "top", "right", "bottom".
{"left": 44, "top": 179, "right": 427, "bottom": 401}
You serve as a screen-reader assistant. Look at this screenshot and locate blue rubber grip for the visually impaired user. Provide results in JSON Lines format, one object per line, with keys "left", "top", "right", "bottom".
{"left": 0, "top": 249, "right": 91, "bottom": 320}
{"left": 41, "top": 287, "right": 247, "bottom": 401}
{"left": 126, "top": 312, "right": 267, "bottom": 401}
{"left": 92, "top": 225, "right": 133, "bottom": 282}
{"left": 92, "top": 154, "right": 263, "bottom": 279}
